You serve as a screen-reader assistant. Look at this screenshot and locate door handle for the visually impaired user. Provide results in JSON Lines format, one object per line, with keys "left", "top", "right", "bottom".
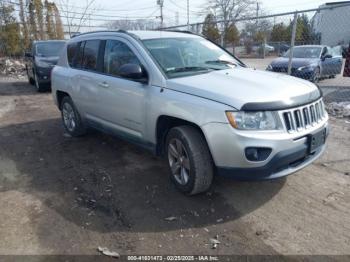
{"left": 98, "top": 81, "right": 109, "bottom": 88}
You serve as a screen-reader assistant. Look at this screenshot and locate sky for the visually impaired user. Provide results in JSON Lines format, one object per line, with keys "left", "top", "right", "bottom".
{"left": 51, "top": 0, "right": 348, "bottom": 29}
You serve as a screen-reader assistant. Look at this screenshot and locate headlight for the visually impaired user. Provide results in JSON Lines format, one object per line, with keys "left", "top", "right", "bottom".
{"left": 297, "top": 64, "right": 317, "bottom": 71}
{"left": 225, "top": 111, "right": 282, "bottom": 130}
{"left": 266, "top": 64, "right": 273, "bottom": 71}
{"left": 35, "top": 60, "right": 50, "bottom": 67}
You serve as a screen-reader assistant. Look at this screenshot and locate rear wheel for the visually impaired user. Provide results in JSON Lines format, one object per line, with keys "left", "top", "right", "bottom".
{"left": 166, "top": 126, "right": 214, "bottom": 195}
{"left": 61, "top": 96, "right": 87, "bottom": 137}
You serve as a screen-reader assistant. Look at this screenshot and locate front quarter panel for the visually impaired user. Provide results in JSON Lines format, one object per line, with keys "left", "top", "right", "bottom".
{"left": 145, "top": 85, "right": 232, "bottom": 144}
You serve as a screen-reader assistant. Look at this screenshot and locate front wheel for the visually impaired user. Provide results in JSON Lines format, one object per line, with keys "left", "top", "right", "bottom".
{"left": 27, "top": 67, "right": 35, "bottom": 85}
{"left": 34, "top": 72, "right": 46, "bottom": 92}
{"left": 166, "top": 126, "right": 214, "bottom": 195}
{"left": 311, "top": 67, "right": 320, "bottom": 83}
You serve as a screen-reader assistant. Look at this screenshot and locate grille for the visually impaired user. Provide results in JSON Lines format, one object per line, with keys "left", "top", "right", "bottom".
{"left": 282, "top": 100, "right": 326, "bottom": 132}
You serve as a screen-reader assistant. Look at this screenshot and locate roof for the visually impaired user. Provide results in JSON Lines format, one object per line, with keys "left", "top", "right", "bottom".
{"left": 33, "top": 40, "right": 66, "bottom": 44}
{"left": 294, "top": 45, "right": 324, "bottom": 47}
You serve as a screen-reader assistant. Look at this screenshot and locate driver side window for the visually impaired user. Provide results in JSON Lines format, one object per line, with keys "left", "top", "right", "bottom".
{"left": 103, "top": 40, "right": 141, "bottom": 78}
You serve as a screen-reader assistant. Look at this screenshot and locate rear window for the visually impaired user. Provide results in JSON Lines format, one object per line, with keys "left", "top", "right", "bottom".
{"left": 74, "top": 41, "right": 85, "bottom": 69}
{"left": 67, "top": 42, "right": 78, "bottom": 67}
{"left": 82, "top": 40, "right": 100, "bottom": 71}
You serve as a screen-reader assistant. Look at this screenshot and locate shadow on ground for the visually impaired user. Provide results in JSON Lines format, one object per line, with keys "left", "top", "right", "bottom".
{"left": 0, "top": 118, "right": 285, "bottom": 234}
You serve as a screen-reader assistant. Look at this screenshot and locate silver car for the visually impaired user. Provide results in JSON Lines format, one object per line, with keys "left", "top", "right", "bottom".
{"left": 52, "top": 30, "right": 329, "bottom": 195}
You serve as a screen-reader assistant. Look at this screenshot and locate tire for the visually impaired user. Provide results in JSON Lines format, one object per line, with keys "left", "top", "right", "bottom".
{"left": 166, "top": 126, "right": 214, "bottom": 195}
{"left": 60, "top": 96, "right": 87, "bottom": 137}
{"left": 311, "top": 67, "right": 320, "bottom": 83}
{"left": 34, "top": 71, "right": 46, "bottom": 92}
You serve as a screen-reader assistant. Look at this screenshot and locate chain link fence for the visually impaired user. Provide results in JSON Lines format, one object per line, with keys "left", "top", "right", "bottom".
{"left": 161, "top": 2, "right": 350, "bottom": 117}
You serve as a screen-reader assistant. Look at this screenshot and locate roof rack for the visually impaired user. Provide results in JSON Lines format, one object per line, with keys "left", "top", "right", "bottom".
{"left": 160, "top": 29, "right": 196, "bottom": 35}
{"left": 71, "top": 29, "right": 131, "bottom": 39}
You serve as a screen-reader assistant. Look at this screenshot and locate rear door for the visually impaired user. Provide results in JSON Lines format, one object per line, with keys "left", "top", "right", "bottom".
{"left": 72, "top": 40, "right": 103, "bottom": 118}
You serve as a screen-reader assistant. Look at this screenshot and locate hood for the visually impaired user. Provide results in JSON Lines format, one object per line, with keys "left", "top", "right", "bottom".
{"left": 166, "top": 67, "right": 320, "bottom": 110}
{"left": 35, "top": 56, "right": 59, "bottom": 66}
{"left": 270, "top": 57, "right": 319, "bottom": 69}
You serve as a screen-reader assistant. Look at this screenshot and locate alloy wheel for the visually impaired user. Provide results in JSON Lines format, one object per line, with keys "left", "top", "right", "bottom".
{"left": 168, "top": 138, "right": 191, "bottom": 185}
{"left": 62, "top": 102, "right": 76, "bottom": 132}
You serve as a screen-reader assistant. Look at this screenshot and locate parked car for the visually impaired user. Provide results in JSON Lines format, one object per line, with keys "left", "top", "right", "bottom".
{"left": 252, "top": 43, "right": 275, "bottom": 53}
{"left": 25, "top": 40, "right": 66, "bottom": 92}
{"left": 270, "top": 43, "right": 290, "bottom": 55}
{"left": 266, "top": 45, "right": 343, "bottom": 82}
{"left": 52, "top": 31, "right": 328, "bottom": 195}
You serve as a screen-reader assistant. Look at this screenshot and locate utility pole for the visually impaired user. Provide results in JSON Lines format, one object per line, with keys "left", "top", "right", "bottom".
{"left": 175, "top": 11, "right": 179, "bottom": 26}
{"left": 187, "top": 0, "right": 190, "bottom": 30}
{"left": 157, "top": 0, "right": 164, "bottom": 29}
{"left": 288, "top": 12, "right": 298, "bottom": 75}
{"left": 256, "top": 1, "right": 259, "bottom": 25}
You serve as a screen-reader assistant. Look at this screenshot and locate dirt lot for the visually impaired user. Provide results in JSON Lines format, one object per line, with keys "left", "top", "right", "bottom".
{"left": 0, "top": 77, "right": 350, "bottom": 259}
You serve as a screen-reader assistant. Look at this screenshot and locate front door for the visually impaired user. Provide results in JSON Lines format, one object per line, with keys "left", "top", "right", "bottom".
{"left": 92, "top": 38, "right": 147, "bottom": 140}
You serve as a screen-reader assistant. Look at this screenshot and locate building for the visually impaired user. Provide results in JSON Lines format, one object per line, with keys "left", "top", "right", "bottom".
{"left": 312, "top": 1, "right": 350, "bottom": 46}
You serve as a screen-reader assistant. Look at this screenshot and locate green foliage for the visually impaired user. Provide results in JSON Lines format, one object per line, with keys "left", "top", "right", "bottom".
{"left": 202, "top": 14, "right": 221, "bottom": 44}
{"left": 270, "top": 23, "right": 288, "bottom": 42}
{"left": 225, "top": 23, "right": 240, "bottom": 46}
{"left": 0, "top": 3, "right": 21, "bottom": 56}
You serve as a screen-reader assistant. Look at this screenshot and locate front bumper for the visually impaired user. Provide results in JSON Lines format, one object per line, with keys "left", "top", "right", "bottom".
{"left": 202, "top": 116, "right": 329, "bottom": 180}
{"left": 36, "top": 66, "right": 53, "bottom": 84}
{"left": 269, "top": 67, "right": 315, "bottom": 80}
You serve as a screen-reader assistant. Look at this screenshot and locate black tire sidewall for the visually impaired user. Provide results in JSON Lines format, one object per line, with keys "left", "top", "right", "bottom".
{"left": 166, "top": 128, "right": 196, "bottom": 193}
{"left": 61, "top": 96, "right": 85, "bottom": 137}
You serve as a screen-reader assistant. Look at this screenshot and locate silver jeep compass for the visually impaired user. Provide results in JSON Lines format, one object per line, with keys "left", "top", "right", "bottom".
{"left": 52, "top": 30, "right": 329, "bottom": 195}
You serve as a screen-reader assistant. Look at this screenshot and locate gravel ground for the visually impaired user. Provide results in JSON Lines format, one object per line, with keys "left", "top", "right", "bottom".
{"left": 0, "top": 77, "right": 349, "bottom": 260}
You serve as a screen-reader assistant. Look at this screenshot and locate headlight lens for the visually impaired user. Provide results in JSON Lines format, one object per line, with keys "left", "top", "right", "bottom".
{"left": 297, "top": 64, "right": 317, "bottom": 71}
{"left": 226, "top": 111, "right": 282, "bottom": 130}
{"left": 266, "top": 64, "right": 273, "bottom": 71}
{"left": 36, "top": 60, "right": 50, "bottom": 67}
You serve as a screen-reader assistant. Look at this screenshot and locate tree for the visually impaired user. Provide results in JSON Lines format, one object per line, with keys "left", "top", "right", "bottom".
{"left": 270, "top": 22, "right": 288, "bottom": 42}
{"left": 0, "top": 3, "right": 21, "bottom": 56}
{"left": 225, "top": 23, "right": 239, "bottom": 53}
{"left": 18, "top": 0, "right": 30, "bottom": 49}
{"left": 202, "top": 14, "right": 221, "bottom": 44}
{"left": 206, "top": 0, "right": 255, "bottom": 47}
{"left": 28, "top": 1, "right": 38, "bottom": 40}
{"left": 33, "top": 0, "right": 45, "bottom": 40}
{"left": 52, "top": 3, "right": 64, "bottom": 39}
{"left": 45, "top": 0, "right": 55, "bottom": 39}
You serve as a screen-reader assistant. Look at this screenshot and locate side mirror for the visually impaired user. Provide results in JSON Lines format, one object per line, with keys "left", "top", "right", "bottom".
{"left": 119, "top": 63, "right": 148, "bottom": 83}
{"left": 25, "top": 52, "right": 32, "bottom": 58}
{"left": 322, "top": 54, "right": 332, "bottom": 61}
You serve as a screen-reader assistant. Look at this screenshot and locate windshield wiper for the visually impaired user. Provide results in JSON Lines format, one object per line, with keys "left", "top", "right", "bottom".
{"left": 166, "top": 66, "right": 213, "bottom": 73}
{"left": 205, "top": 60, "right": 238, "bottom": 67}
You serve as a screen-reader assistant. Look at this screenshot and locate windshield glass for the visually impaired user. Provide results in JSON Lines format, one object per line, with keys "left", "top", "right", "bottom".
{"left": 142, "top": 37, "right": 241, "bottom": 78}
{"left": 283, "top": 46, "right": 322, "bottom": 59}
{"left": 36, "top": 42, "right": 65, "bottom": 57}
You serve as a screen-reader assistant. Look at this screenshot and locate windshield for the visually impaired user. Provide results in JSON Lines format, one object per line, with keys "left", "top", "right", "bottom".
{"left": 283, "top": 46, "right": 322, "bottom": 59}
{"left": 142, "top": 37, "right": 241, "bottom": 78}
{"left": 36, "top": 42, "right": 65, "bottom": 57}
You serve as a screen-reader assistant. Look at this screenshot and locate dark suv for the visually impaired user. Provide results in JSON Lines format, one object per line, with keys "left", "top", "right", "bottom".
{"left": 25, "top": 40, "right": 66, "bottom": 92}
